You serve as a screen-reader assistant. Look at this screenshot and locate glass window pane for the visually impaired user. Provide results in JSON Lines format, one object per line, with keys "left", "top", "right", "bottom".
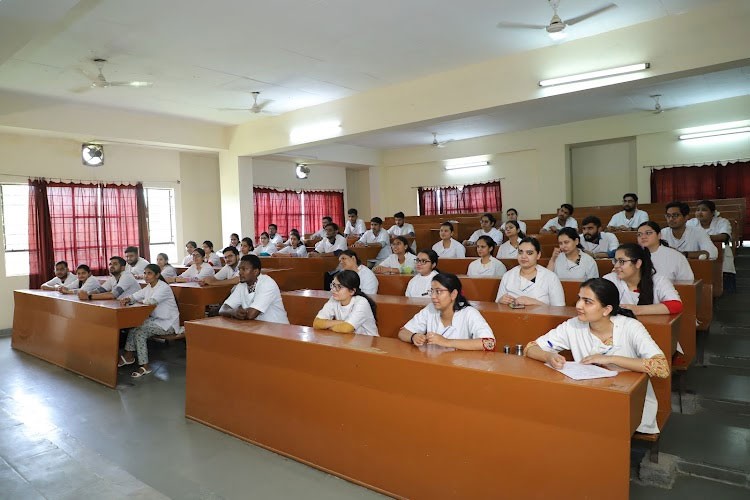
{"left": 1, "top": 184, "right": 30, "bottom": 251}
{"left": 145, "top": 188, "right": 176, "bottom": 245}
{"left": 150, "top": 243, "right": 177, "bottom": 266}
{"left": 4, "top": 251, "right": 29, "bottom": 277}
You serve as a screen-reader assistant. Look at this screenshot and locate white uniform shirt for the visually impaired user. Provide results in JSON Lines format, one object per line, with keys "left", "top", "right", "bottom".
{"left": 581, "top": 232, "right": 619, "bottom": 255}
{"left": 214, "top": 264, "right": 240, "bottom": 281}
{"left": 125, "top": 257, "right": 150, "bottom": 276}
{"left": 42, "top": 272, "right": 77, "bottom": 289}
{"left": 357, "top": 265, "right": 379, "bottom": 295}
{"left": 253, "top": 243, "right": 278, "bottom": 256}
{"left": 268, "top": 233, "right": 284, "bottom": 245}
{"left": 205, "top": 252, "right": 222, "bottom": 267}
{"left": 503, "top": 220, "right": 527, "bottom": 234}
{"left": 534, "top": 314, "right": 663, "bottom": 433}
{"left": 468, "top": 227, "right": 504, "bottom": 245}
{"left": 277, "top": 244, "right": 308, "bottom": 257}
{"left": 661, "top": 226, "right": 718, "bottom": 260}
{"left": 467, "top": 257, "right": 507, "bottom": 278}
{"left": 607, "top": 209, "right": 649, "bottom": 229}
{"left": 603, "top": 272, "right": 681, "bottom": 305}
{"left": 496, "top": 265, "right": 565, "bottom": 306}
{"left": 357, "top": 229, "right": 392, "bottom": 262}
{"left": 542, "top": 217, "right": 578, "bottom": 231}
{"left": 314, "top": 235, "right": 349, "bottom": 254}
{"left": 222, "top": 274, "right": 289, "bottom": 324}
{"left": 687, "top": 216, "right": 735, "bottom": 273}
{"left": 130, "top": 280, "right": 180, "bottom": 333}
{"left": 344, "top": 218, "right": 367, "bottom": 236}
{"left": 182, "top": 254, "right": 193, "bottom": 266}
{"left": 100, "top": 272, "right": 142, "bottom": 299}
{"left": 160, "top": 265, "right": 178, "bottom": 279}
{"left": 496, "top": 241, "right": 520, "bottom": 259}
{"left": 649, "top": 246, "right": 694, "bottom": 282}
{"left": 551, "top": 251, "right": 599, "bottom": 281}
{"left": 432, "top": 239, "right": 466, "bottom": 258}
{"left": 316, "top": 296, "right": 378, "bottom": 336}
{"left": 387, "top": 223, "right": 415, "bottom": 236}
{"left": 309, "top": 227, "right": 327, "bottom": 240}
{"left": 65, "top": 275, "right": 100, "bottom": 293}
{"left": 405, "top": 270, "right": 438, "bottom": 298}
{"left": 403, "top": 304, "right": 495, "bottom": 340}
{"left": 181, "top": 263, "right": 216, "bottom": 281}
{"left": 378, "top": 253, "right": 417, "bottom": 274}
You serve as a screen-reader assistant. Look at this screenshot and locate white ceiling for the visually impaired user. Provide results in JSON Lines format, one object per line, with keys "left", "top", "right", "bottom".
{"left": 0, "top": 0, "right": 717, "bottom": 129}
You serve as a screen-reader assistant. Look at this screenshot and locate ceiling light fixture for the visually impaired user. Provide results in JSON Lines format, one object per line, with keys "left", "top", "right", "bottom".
{"left": 539, "top": 63, "right": 650, "bottom": 87}
{"left": 82, "top": 143, "right": 104, "bottom": 166}
{"left": 444, "top": 160, "right": 490, "bottom": 171}
{"left": 679, "top": 126, "right": 750, "bottom": 141}
{"left": 295, "top": 164, "right": 310, "bottom": 179}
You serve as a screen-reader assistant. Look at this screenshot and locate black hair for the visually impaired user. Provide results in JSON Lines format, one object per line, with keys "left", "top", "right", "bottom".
{"left": 431, "top": 273, "right": 470, "bottom": 311}
{"left": 339, "top": 249, "right": 362, "bottom": 266}
{"left": 504, "top": 220, "right": 525, "bottom": 239}
{"left": 223, "top": 246, "right": 239, "bottom": 256}
{"left": 192, "top": 247, "right": 206, "bottom": 258}
{"left": 394, "top": 211, "right": 405, "bottom": 219}
{"left": 623, "top": 193, "right": 638, "bottom": 202}
{"left": 477, "top": 235, "right": 497, "bottom": 253}
{"left": 124, "top": 246, "right": 138, "bottom": 255}
{"left": 76, "top": 264, "right": 91, "bottom": 273}
{"left": 665, "top": 201, "right": 690, "bottom": 216}
{"left": 392, "top": 235, "right": 415, "bottom": 254}
{"left": 157, "top": 252, "right": 169, "bottom": 263}
{"left": 481, "top": 213, "right": 497, "bottom": 225}
{"left": 637, "top": 221, "right": 669, "bottom": 247}
{"left": 268, "top": 224, "right": 278, "bottom": 230}
{"left": 335, "top": 270, "right": 377, "bottom": 319}
{"left": 241, "top": 237, "right": 254, "bottom": 251}
{"left": 616, "top": 243, "right": 655, "bottom": 306}
{"left": 506, "top": 208, "right": 518, "bottom": 216}
{"left": 202, "top": 240, "right": 214, "bottom": 250}
{"left": 55, "top": 260, "right": 69, "bottom": 268}
{"left": 144, "top": 263, "right": 167, "bottom": 283}
{"left": 240, "top": 254, "right": 262, "bottom": 271}
{"left": 259, "top": 232, "right": 270, "bottom": 239}
{"left": 561, "top": 203, "right": 574, "bottom": 215}
{"left": 110, "top": 256, "right": 126, "bottom": 266}
{"left": 697, "top": 199, "right": 716, "bottom": 212}
{"left": 370, "top": 217, "right": 383, "bottom": 224}
{"left": 416, "top": 249, "right": 439, "bottom": 273}
{"left": 518, "top": 236, "right": 541, "bottom": 254}
{"left": 186, "top": 240, "right": 197, "bottom": 249}
{"left": 580, "top": 278, "right": 636, "bottom": 319}
{"left": 322, "top": 216, "right": 332, "bottom": 222}
{"left": 289, "top": 229, "right": 300, "bottom": 237}
{"left": 557, "top": 227, "right": 583, "bottom": 249}
{"left": 581, "top": 215, "right": 602, "bottom": 228}
{"left": 440, "top": 221, "right": 455, "bottom": 233}
{"left": 347, "top": 208, "right": 358, "bottom": 216}
{"left": 230, "top": 233, "right": 239, "bottom": 239}
{"left": 325, "top": 222, "right": 339, "bottom": 232}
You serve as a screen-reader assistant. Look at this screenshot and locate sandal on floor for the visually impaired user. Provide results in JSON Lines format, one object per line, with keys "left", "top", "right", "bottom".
{"left": 131, "top": 366, "right": 152, "bottom": 378}
{"left": 118, "top": 355, "right": 135, "bottom": 367}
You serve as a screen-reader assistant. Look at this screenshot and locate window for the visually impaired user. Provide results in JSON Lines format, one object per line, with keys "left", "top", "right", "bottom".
{"left": 145, "top": 187, "right": 177, "bottom": 264}
{"left": 253, "top": 188, "right": 344, "bottom": 240}
{"left": 1, "top": 184, "right": 30, "bottom": 276}
{"left": 418, "top": 181, "right": 501, "bottom": 215}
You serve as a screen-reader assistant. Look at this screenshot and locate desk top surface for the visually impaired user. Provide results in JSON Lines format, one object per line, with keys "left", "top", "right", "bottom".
{"left": 15, "top": 289, "right": 153, "bottom": 311}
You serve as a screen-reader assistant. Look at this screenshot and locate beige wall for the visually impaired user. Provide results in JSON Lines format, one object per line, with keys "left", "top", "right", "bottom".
{"left": 570, "top": 139, "right": 636, "bottom": 207}
{"left": 178, "top": 152, "right": 222, "bottom": 250}
{"left": 345, "top": 169, "right": 372, "bottom": 220}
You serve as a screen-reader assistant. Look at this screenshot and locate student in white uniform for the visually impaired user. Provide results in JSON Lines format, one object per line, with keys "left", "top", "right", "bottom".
{"left": 687, "top": 199, "right": 736, "bottom": 288}
{"left": 467, "top": 236, "right": 507, "bottom": 278}
{"left": 525, "top": 278, "right": 668, "bottom": 434}
{"left": 463, "top": 213, "right": 503, "bottom": 246}
{"left": 252, "top": 233, "right": 278, "bottom": 256}
{"left": 661, "top": 201, "right": 718, "bottom": 260}
{"left": 398, "top": 273, "right": 496, "bottom": 351}
{"left": 274, "top": 232, "right": 308, "bottom": 258}
{"left": 182, "top": 241, "right": 197, "bottom": 266}
{"left": 200, "top": 246, "right": 240, "bottom": 286}
{"left": 313, "top": 270, "right": 378, "bottom": 336}
{"left": 406, "top": 250, "right": 440, "bottom": 297}
{"left": 266, "top": 224, "right": 284, "bottom": 246}
{"left": 344, "top": 208, "right": 366, "bottom": 237}
{"left": 239, "top": 237, "right": 254, "bottom": 257}
{"left": 338, "top": 250, "right": 378, "bottom": 295}
{"left": 637, "top": 221, "right": 694, "bottom": 282}
{"left": 374, "top": 236, "right": 416, "bottom": 275}
{"left": 353, "top": 217, "right": 391, "bottom": 263}
{"left": 496, "top": 237, "right": 565, "bottom": 306}
{"left": 308, "top": 216, "right": 332, "bottom": 242}
{"left": 171, "top": 248, "right": 215, "bottom": 283}
{"left": 387, "top": 211, "right": 415, "bottom": 238}
{"left": 280, "top": 229, "right": 300, "bottom": 247}
{"left": 59, "top": 264, "right": 100, "bottom": 295}
{"left": 155, "top": 253, "right": 178, "bottom": 280}
{"left": 41, "top": 260, "right": 77, "bottom": 290}
{"left": 79, "top": 256, "right": 142, "bottom": 301}
{"left": 123, "top": 246, "right": 150, "bottom": 278}
{"left": 580, "top": 216, "right": 619, "bottom": 258}
{"left": 606, "top": 193, "right": 649, "bottom": 232}
{"left": 219, "top": 255, "right": 289, "bottom": 324}
{"left": 541, "top": 204, "right": 578, "bottom": 234}
{"left": 432, "top": 222, "right": 466, "bottom": 258}
{"left": 603, "top": 244, "right": 683, "bottom": 316}
{"left": 312, "top": 223, "right": 349, "bottom": 256}
{"left": 504, "top": 208, "right": 527, "bottom": 235}
{"left": 229, "top": 233, "right": 241, "bottom": 253}
{"left": 116, "top": 264, "right": 180, "bottom": 378}
{"left": 496, "top": 220, "right": 525, "bottom": 259}
{"left": 202, "top": 240, "right": 224, "bottom": 267}
{"left": 547, "top": 227, "right": 598, "bottom": 281}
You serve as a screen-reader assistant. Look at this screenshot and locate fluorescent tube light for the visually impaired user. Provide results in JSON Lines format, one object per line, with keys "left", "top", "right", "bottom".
{"left": 539, "top": 63, "right": 650, "bottom": 87}
{"left": 444, "top": 160, "right": 489, "bottom": 171}
{"left": 679, "top": 126, "right": 750, "bottom": 140}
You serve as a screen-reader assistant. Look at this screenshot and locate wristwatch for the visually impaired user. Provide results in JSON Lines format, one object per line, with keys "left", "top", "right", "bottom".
{"left": 87, "top": 293, "right": 92, "bottom": 299}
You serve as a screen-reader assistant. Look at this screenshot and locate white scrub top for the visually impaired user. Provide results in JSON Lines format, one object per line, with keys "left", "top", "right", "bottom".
{"left": 379, "top": 253, "right": 417, "bottom": 274}
{"left": 405, "top": 270, "right": 438, "bottom": 298}
{"left": 542, "top": 217, "right": 578, "bottom": 231}
{"left": 125, "top": 257, "right": 150, "bottom": 276}
{"left": 581, "top": 232, "right": 619, "bottom": 255}
{"left": 496, "top": 265, "right": 565, "bottom": 306}
{"left": 100, "top": 272, "right": 142, "bottom": 299}
{"left": 130, "top": 280, "right": 180, "bottom": 333}
{"left": 649, "top": 246, "right": 694, "bottom": 282}
{"left": 550, "top": 251, "right": 599, "bottom": 281}
{"left": 467, "top": 257, "right": 507, "bottom": 278}
{"left": 661, "top": 226, "right": 718, "bottom": 260}
{"left": 403, "top": 304, "right": 495, "bottom": 340}
{"left": 214, "top": 264, "right": 240, "bottom": 281}
{"left": 468, "top": 227, "right": 503, "bottom": 245}
{"left": 356, "top": 229, "right": 392, "bottom": 262}
{"left": 42, "top": 272, "right": 77, "bottom": 289}
{"left": 316, "top": 295, "right": 378, "bottom": 336}
{"left": 432, "top": 239, "right": 466, "bottom": 258}
{"left": 496, "top": 241, "right": 520, "bottom": 259}
{"left": 687, "top": 216, "right": 735, "bottom": 273}
{"left": 357, "top": 264, "right": 379, "bottom": 295}
{"left": 277, "top": 244, "right": 308, "bottom": 257}
{"left": 603, "top": 272, "right": 681, "bottom": 306}
{"left": 607, "top": 209, "right": 649, "bottom": 229}
{"left": 253, "top": 243, "right": 278, "bottom": 256}
{"left": 344, "top": 218, "right": 367, "bottom": 236}
{"left": 314, "top": 235, "right": 349, "bottom": 254}
{"left": 65, "top": 275, "right": 101, "bottom": 293}
{"left": 388, "top": 223, "right": 415, "bottom": 236}
{"left": 222, "top": 274, "right": 289, "bottom": 324}
{"left": 181, "top": 263, "right": 216, "bottom": 281}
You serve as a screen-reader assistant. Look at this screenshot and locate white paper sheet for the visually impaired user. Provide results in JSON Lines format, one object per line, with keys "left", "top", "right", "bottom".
{"left": 547, "top": 361, "right": 618, "bottom": 380}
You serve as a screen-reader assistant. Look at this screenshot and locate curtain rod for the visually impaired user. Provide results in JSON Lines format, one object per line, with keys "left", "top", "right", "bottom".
{"left": 253, "top": 184, "right": 343, "bottom": 192}
{"left": 643, "top": 157, "right": 750, "bottom": 169}
{"left": 411, "top": 177, "right": 505, "bottom": 189}
{"left": 0, "top": 173, "right": 180, "bottom": 184}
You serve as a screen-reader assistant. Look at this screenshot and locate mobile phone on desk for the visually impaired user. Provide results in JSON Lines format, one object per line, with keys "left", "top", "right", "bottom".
{"left": 509, "top": 301, "right": 525, "bottom": 309}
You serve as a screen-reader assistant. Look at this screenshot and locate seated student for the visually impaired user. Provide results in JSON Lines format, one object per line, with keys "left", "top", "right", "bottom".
{"left": 374, "top": 236, "right": 416, "bottom": 274}
{"left": 308, "top": 216, "right": 333, "bottom": 242}
{"left": 202, "top": 240, "right": 223, "bottom": 266}
{"left": 580, "top": 216, "right": 619, "bottom": 258}
{"left": 432, "top": 222, "right": 466, "bottom": 258}
{"left": 496, "top": 237, "right": 565, "bottom": 306}
{"left": 344, "top": 208, "right": 367, "bottom": 237}
{"left": 41, "top": 261, "right": 77, "bottom": 290}
{"left": 524, "top": 278, "right": 668, "bottom": 434}
{"left": 218, "top": 255, "right": 289, "bottom": 323}
{"left": 661, "top": 201, "right": 718, "bottom": 260}
{"left": 353, "top": 217, "right": 391, "bottom": 263}
{"left": 503, "top": 208, "right": 527, "bottom": 235}
{"left": 170, "top": 248, "right": 215, "bottom": 283}
{"left": 406, "top": 250, "right": 439, "bottom": 297}
{"left": 124, "top": 246, "right": 150, "bottom": 278}
{"left": 637, "top": 221, "right": 694, "bottom": 282}
{"left": 339, "top": 249, "right": 378, "bottom": 294}
{"left": 117, "top": 264, "right": 180, "bottom": 378}
{"left": 497, "top": 220, "right": 525, "bottom": 259}
{"left": 252, "top": 232, "right": 277, "bottom": 256}
{"left": 387, "top": 211, "right": 415, "bottom": 237}
{"left": 313, "top": 270, "right": 378, "bottom": 336}
{"left": 200, "top": 246, "right": 240, "bottom": 286}
{"left": 155, "top": 253, "right": 178, "bottom": 279}
{"left": 541, "top": 204, "right": 577, "bottom": 234}
{"left": 267, "top": 224, "right": 284, "bottom": 246}
{"left": 182, "top": 241, "right": 197, "bottom": 266}
{"left": 274, "top": 232, "right": 308, "bottom": 257}
{"left": 78, "top": 256, "right": 141, "bottom": 301}
{"left": 607, "top": 193, "right": 649, "bottom": 232}
{"left": 603, "top": 243, "right": 683, "bottom": 315}
{"left": 239, "top": 237, "right": 254, "bottom": 257}
{"left": 280, "top": 229, "right": 301, "bottom": 247}
{"left": 398, "top": 273, "right": 496, "bottom": 351}
{"left": 547, "top": 227, "right": 599, "bottom": 281}
{"left": 687, "top": 199, "right": 735, "bottom": 289}
{"left": 229, "top": 233, "right": 241, "bottom": 252}
{"left": 467, "top": 236, "right": 507, "bottom": 277}
{"left": 59, "top": 264, "right": 100, "bottom": 295}
{"left": 463, "top": 213, "right": 503, "bottom": 246}
{"left": 312, "top": 223, "right": 349, "bottom": 256}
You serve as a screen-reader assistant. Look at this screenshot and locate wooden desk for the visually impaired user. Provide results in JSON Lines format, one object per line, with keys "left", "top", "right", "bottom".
{"left": 168, "top": 282, "right": 234, "bottom": 323}
{"left": 349, "top": 245, "right": 381, "bottom": 262}
{"left": 376, "top": 274, "right": 500, "bottom": 301}
{"left": 185, "top": 318, "right": 646, "bottom": 500}
{"left": 12, "top": 290, "right": 154, "bottom": 388}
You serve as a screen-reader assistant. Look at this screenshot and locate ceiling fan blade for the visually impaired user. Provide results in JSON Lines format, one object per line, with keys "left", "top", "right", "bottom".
{"left": 70, "top": 85, "right": 93, "bottom": 94}
{"left": 496, "top": 21, "right": 548, "bottom": 30}
{"left": 565, "top": 3, "right": 617, "bottom": 26}
{"left": 218, "top": 107, "right": 252, "bottom": 111}
{"left": 107, "top": 81, "right": 153, "bottom": 87}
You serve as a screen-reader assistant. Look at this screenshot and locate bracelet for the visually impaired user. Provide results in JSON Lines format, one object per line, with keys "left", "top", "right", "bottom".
{"left": 410, "top": 332, "right": 418, "bottom": 344}
{"left": 482, "top": 338, "right": 496, "bottom": 352}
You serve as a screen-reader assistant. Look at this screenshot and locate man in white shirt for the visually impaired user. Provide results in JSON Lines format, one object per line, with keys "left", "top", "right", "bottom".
{"left": 313, "top": 223, "right": 349, "bottom": 256}
{"left": 580, "top": 216, "right": 619, "bottom": 258}
{"left": 79, "top": 256, "right": 142, "bottom": 301}
{"left": 307, "top": 216, "right": 332, "bottom": 242}
{"left": 40, "top": 261, "right": 77, "bottom": 290}
{"left": 541, "top": 204, "right": 577, "bottom": 233}
{"left": 387, "top": 211, "right": 415, "bottom": 238}
{"left": 200, "top": 246, "right": 240, "bottom": 287}
{"left": 607, "top": 193, "right": 649, "bottom": 231}
{"left": 219, "top": 255, "right": 289, "bottom": 324}
{"left": 267, "top": 224, "right": 284, "bottom": 246}
{"left": 124, "top": 246, "right": 150, "bottom": 277}
{"left": 344, "top": 208, "right": 366, "bottom": 237}
{"left": 353, "top": 217, "right": 392, "bottom": 263}
{"left": 182, "top": 241, "right": 197, "bottom": 266}
{"left": 661, "top": 201, "right": 718, "bottom": 260}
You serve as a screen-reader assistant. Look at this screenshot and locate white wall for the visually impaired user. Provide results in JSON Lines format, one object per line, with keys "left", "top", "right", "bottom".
{"left": 570, "top": 139, "right": 636, "bottom": 207}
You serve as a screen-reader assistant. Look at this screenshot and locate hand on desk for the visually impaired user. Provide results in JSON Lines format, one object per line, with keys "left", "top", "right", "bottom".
{"left": 410, "top": 333, "right": 427, "bottom": 346}
{"left": 77, "top": 290, "right": 90, "bottom": 300}
{"left": 425, "top": 332, "right": 450, "bottom": 347}
{"left": 546, "top": 352, "right": 566, "bottom": 369}
{"left": 580, "top": 354, "right": 609, "bottom": 366}
{"left": 231, "top": 308, "right": 249, "bottom": 320}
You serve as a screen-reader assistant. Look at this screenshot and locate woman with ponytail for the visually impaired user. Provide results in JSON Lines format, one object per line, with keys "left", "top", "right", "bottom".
{"left": 525, "top": 278, "right": 668, "bottom": 434}
{"left": 398, "top": 273, "right": 495, "bottom": 351}
{"left": 604, "top": 243, "right": 683, "bottom": 315}
{"left": 547, "top": 227, "right": 598, "bottom": 280}
{"left": 314, "top": 270, "right": 378, "bottom": 336}
{"left": 637, "top": 221, "right": 694, "bottom": 282}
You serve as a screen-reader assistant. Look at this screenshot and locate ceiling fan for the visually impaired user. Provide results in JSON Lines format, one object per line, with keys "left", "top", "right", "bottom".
{"left": 650, "top": 94, "right": 664, "bottom": 114}
{"left": 76, "top": 58, "right": 153, "bottom": 91}
{"left": 431, "top": 132, "right": 453, "bottom": 148}
{"left": 219, "top": 91, "right": 272, "bottom": 114}
{"left": 497, "top": 1, "right": 617, "bottom": 39}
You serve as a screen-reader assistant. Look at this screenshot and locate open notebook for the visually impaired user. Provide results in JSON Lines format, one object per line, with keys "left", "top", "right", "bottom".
{"left": 547, "top": 361, "right": 618, "bottom": 380}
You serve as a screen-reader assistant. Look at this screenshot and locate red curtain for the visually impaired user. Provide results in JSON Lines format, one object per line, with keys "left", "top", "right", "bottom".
{"left": 440, "top": 187, "right": 462, "bottom": 215}
{"left": 458, "top": 181, "right": 502, "bottom": 213}
{"left": 101, "top": 184, "right": 146, "bottom": 263}
{"left": 136, "top": 184, "right": 151, "bottom": 262}
{"left": 650, "top": 165, "right": 720, "bottom": 201}
{"left": 418, "top": 188, "right": 438, "bottom": 216}
{"left": 303, "top": 191, "right": 344, "bottom": 233}
{"left": 253, "top": 188, "right": 303, "bottom": 242}
{"left": 717, "top": 161, "right": 750, "bottom": 238}
{"left": 28, "top": 180, "right": 55, "bottom": 288}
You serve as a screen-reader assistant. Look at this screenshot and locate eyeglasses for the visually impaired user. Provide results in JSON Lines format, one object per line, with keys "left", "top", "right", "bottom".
{"left": 636, "top": 231, "right": 656, "bottom": 237}
{"left": 665, "top": 213, "right": 682, "bottom": 219}
{"left": 428, "top": 288, "right": 450, "bottom": 296}
{"left": 612, "top": 258, "right": 637, "bottom": 266}
{"left": 331, "top": 283, "right": 344, "bottom": 291}
{"left": 415, "top": 258, "right": 431, "bottom": 264}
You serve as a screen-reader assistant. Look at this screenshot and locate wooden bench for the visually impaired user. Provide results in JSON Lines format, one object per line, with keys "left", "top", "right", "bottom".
{"left": 375, "top": 274, "right": 500, "bottom": 302}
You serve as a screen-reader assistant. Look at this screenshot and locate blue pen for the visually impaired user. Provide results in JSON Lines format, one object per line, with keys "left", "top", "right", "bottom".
{"left": 547, "top": 340, "right": 555, "bottom": 350}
